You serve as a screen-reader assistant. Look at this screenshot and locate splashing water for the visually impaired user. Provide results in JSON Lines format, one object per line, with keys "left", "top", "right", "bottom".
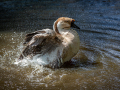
{"left": 0, "top": 0, "right": 120, "bottom": 89}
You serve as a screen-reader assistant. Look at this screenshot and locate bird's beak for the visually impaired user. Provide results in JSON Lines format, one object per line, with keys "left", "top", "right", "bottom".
{"left": 71, "top": 19, "right": 80, "bottom": 29}
{"left": 71, "top": 22, "right": 80, "bottom": 29}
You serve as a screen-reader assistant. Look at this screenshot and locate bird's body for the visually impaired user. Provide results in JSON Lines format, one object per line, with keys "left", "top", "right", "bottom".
{"left": 19, "top": 17, "right": 80, "bottom": 68}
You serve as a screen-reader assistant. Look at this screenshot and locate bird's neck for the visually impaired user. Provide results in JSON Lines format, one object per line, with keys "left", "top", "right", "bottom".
{"left": 58, "top": 28, "right": 70, "bottom": 34}
{"left": 53, "top": 20, "right": 72, "bottom": 35}
{"left": 53, "top": 20, "right": 60, "bottom": 34}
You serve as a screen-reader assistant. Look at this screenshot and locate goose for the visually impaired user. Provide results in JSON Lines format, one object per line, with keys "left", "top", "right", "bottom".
{"left": 18, "top": 17, "right": 80, "bottom": 68}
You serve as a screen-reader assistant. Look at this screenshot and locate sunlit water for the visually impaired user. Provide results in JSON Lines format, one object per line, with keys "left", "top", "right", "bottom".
{"left": 0, "top": 0, "right": 120, "bottom": 90}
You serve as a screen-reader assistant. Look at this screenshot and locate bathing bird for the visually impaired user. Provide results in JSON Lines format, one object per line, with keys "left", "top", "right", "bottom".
{"left": 19, "top": 17, "right": 80, "bottom": 68}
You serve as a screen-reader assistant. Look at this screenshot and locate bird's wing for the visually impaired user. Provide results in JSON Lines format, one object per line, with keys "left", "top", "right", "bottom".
{"left": 18, "top": 29, "right": 62, "bottom": 65}
{"left": 23, "top": 29, "right": 48, "bottom": 44}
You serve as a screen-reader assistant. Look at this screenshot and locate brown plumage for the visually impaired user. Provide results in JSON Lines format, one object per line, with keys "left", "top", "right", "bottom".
{"left": 19, "top": 29, "right": 61, "bottom": 60}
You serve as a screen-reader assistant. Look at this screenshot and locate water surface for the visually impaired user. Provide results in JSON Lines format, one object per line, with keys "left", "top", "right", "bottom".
{"left": 0, "top": 0, "right": 120, "bottom": 90}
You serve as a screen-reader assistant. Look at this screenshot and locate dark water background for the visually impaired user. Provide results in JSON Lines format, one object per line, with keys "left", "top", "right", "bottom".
{"left": 0, "top": 0, "right": 120, "bottom": 90}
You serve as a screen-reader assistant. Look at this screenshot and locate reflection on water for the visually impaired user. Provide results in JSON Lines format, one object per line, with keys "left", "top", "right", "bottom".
{"left": 0, "top": 0, "right": 120, "bottom": 90}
